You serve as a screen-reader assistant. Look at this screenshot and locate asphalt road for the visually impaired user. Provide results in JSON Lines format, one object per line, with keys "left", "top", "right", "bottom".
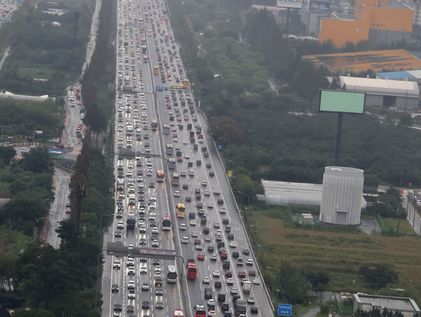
{"left": 101, "top": 0, "right": 274, "bottom": 316}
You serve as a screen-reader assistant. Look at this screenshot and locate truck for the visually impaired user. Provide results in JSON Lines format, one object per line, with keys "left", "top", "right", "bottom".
{"left": 186, "top": 259, "right": 197, "bottom": 280}
{"left": 241, "top": 280, "right": 252, "bottom": 294}
{"left": 233, "top": 299, "right": 247, "bottom": 316}
{"left": 127, "top": 216, "right": 136, "bottom": 230}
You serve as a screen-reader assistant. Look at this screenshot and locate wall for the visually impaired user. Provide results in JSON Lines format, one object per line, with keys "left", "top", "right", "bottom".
{"left": 319, "top": 19, "right": 368, "bottom": 47}
{"left": 406, "top": 198, "right": 421, "bottom": 235}
{"left": 368, "top": 29, "right": 411, "bottom": 47}
{"left": 368, "top": 7, "right": 413, "bottom": 32}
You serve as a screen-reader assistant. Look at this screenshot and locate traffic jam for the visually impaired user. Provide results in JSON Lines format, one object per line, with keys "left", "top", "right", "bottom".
{"left": 110, "top": 0, "right": 265, "bottom": 316}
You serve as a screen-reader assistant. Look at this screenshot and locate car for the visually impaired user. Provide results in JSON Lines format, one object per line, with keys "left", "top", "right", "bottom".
{"left": 113, "top": 304, "right": 122, "bottom": 312}
{"left": 201, "top": 179, "right": 207, "bottom": 187}
{"left": 191, "top": 230, "right": 199, "bottom": 238}
{"left": 204, "top": 190, "right": 210, "bottom": 197}
{"left": 212, "top": 270, "right": 220, "bottom": 278}
{"left": 238, "top": 271, "right": 246, "bottom": 279}
{"left": 139, "top": 265, "right": 147, "bottom": 274}
{"left": 237, "top": 258, "right": 244, "bottom": 266}
{"left": 229, "top": 241, "right": 237, "bottom": 248}
{"left": 142, "top": 301, "right": 150, "bottom": 310}
{"left": 217, "top": 198, "right": 224, "bottom": 205}
{"left": 197, "top": 253, "right": 205, "bottom": 261}
{"left": 219, "top": 207, "right": 227, "bottom": 214}
{"left": 182, "top": 183, "right": 188, "bottom": 190}
{"left": 155, "top": 288, "right": 164, "bottom": 296}
{"left": 128, "top": 290, "right": 136, "bottom": 299}
{"left": 232, "top": 251, "right": 240, "bottom": 258}
{"left": 114, "top": 231, "right": 122, "bottom": 238}
{"left": 186, "top": 196, "right": 192, "bottom": 202}
{"left": 242, "top": 249, "right": 250, "bottom": 256}
{"left": 202, "top": 276, "right": 210, "bottom": 284}
{"left": 127, "top": 268, "right": 135, "bottom": 276}
{"left": 250, "top": 306, "right": 259, "bottom": 314}
{"left": 246, "top": 258, "right": 254, "bottom": 266}
{"left": 174, "top": 190, "right": 181, "bottom": 197}
{"left": 225, "top": 271, "right": 233, "bottom": 278}
{"left": 247, "top": 297, "right": 256, "bottom": 305}
{"left": 252, "top": 278, "right": 260, "bottom": 285}
{"left": 141, "top": 282, "right": 150, "bottom": 291}
{"left": 126, "top": 305, "right": 135, "bottom": 313}
{"left": 112, "top": 284, "right": 119, "bottom": 293}
{"left": 189, "top": 219, "right": 197, "bottom": 226}
{"left": 207, "top": 298, "right": 216, "bottom": 308}
{"left": 213, "top": 222, "right": 220, "bottom": 229}
{"left": 230, "top": 287, "right": 239, "bottom": 295}
{"left": 181, "top": 236, "right": 189, "bottom": 244}
{"left": 210, "top": 253, "right": 217, "bottom": 261}
{"left": 226, "top": 277, "right": 234, "bottom": 286}
{"left": 179, "top": 223, "right": 187, "bottom": 231}
{"left": 113, "top": 260, "right": 121, "bottom": 269}
{"left": 214, "top": 281, "right": 222, "bottom": 289}
{"left": 155, "top": 301, "right": 164, "bottom": 310}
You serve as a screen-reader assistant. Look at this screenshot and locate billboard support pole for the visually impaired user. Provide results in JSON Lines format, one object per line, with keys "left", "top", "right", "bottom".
{"left": 335, "top": 112, "right": 343, "bottom": 165}
{"left": 286, "top": 8, "right": 290, "bottom": 35}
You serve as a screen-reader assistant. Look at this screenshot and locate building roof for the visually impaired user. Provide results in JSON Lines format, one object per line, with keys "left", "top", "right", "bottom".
{"left": 353, "top": 293, "right": 421, "bottom": 312}
{"left": 407, "top": 69, "right": 421, "bottom": 79}
{"left": 339, "top": 76, "right": 420, "bottom": 97}
{"left": 262, "top": 179, "right": 323, "bottom": 206}
{"left": 376, "top": 71, "right": 416, "bottom": 81}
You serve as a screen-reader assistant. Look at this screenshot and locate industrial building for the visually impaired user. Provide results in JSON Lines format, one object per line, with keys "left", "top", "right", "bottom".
{"left": 260, "top": 166, "right": 367, "bottom": 226}
{"left": 336, "top": 75, "right": 420, "bottom": 111}
{"left": 353, "top": 293, "right": 421, "bottom": 317}
{"left": 319, "top": 0, "right": 413, "bottom": 48}
{"left": 320, "top": 166, "right": 364, "bottom": 226}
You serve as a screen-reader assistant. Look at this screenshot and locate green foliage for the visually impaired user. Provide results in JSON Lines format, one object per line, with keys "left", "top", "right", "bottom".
{"left": 0, "top": 98, "right": 59, "bottom": 137}
{"left": 277, "top": 263, "right": 311, "bottom": 304}
{"left": 0, "top": 0, "right": 93, "bottom": 95}
{"left": 14, "top": 308, "right": 55, "bottom": 317}
{"left": 359, "top": 264, "right": 398, "bottom": 289}
{"left": 21, "top": 147, "right": 52, "bottom": 173}
{"left": 367, "top": 188, "right": 405, "bottom": 218}
{"left": 0, "top": 147, "right": 16, "bottom": 166}
{"left": 305, "top": 270, "right": 331, "bottom": 291}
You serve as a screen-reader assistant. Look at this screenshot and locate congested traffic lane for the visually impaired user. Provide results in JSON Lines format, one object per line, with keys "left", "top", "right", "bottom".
{"left": 143, "top": 0, "right": 274, "bottom": 314}
{"left": 104, "top": 0, "right": 185, "bottom": 316}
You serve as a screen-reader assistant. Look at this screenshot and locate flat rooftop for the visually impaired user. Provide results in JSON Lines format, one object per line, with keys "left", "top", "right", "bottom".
{"left": 354, "top": 293, "right": 420, "bottom": 312}
{"left": 304, "top": 49, "right": 421, "bottom": 73}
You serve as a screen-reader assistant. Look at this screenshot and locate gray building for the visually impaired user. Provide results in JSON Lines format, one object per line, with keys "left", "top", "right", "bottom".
{"left": 338, "top": 76, "right": 420, "bottom": 112}
{"left": 353, "top": 293, "right": 421, "bottom": 317}
{"left": 320, "top": 166, "right": 364, "bottom": 226}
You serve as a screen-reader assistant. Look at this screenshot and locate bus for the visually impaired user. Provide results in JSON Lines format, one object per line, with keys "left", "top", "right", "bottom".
{"left": 162, "top": 215, "right": 172, "bottom": 231}
{"left": 153, "top": 65, "right": 160, "bottom": 76}
{"left": 166, "top": 144, "right": 174, "bottom": 155}
{"left": 181, "top": 79, "right": 190, "bottom": 89}
{"left": 163, "top": 124, "right": 170, "bottom": 134}
{"left": 172, "top": 173, "right": 180, "bottom": 186}
{"left": 156, "top": 170, "right": 165, "bottom": 182}
{"left": 186, "top": 259, "right": 197, "bottom": 280}
{"left": 151, "top": 120, "right": 158, "bottom": 131}
{"left": 167, "top": 265, "right": 178, "bottom": 283}
{"left": 168, "top": 158, "right": 176, "bottom": 170}
{"left": 176, "top": 202, "right": 185, "bottom": 218}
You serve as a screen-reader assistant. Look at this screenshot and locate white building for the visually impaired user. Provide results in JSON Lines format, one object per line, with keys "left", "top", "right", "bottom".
{"left": 353, "top": 293, "right": 421, "bottom": 317}
{"left": 338, "top": 76, "right": 420, "bottom": 112}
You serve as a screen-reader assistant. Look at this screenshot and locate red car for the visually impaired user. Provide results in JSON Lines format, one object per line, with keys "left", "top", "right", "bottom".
{"left": 197, "top": 254, "right": 205, "bottom": 261}
{"left": 238, "top": 271, "right": 246, "bottom": 279}
{"left": 225, "top": 271, "right": 232, "bottom": 278}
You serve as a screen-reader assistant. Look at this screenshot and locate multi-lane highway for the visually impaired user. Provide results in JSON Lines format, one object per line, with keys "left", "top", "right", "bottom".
{"left": 102, "top": 0, "right": 274, "bottom": 316}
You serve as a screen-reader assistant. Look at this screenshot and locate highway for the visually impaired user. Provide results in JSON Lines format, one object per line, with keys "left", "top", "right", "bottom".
{"left": 101, "top": 0, "right": 274, "bottom": 316}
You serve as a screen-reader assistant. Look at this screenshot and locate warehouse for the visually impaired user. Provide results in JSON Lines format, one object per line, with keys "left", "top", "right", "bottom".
{"left": 353, "top": 293, "right": 420, "bottom": 317}
{"left": 338, "top": 76, "right": 420, "bottom": 112}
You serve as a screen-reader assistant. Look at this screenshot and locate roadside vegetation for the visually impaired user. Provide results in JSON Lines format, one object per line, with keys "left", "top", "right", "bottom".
{"left": 0, "top": 0, "right": 93, "bottom": 96}
{"left": 0, "top": 98, "right": 61, "bottom": 140}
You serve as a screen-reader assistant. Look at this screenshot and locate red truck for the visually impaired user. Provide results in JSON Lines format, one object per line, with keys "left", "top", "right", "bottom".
{"left": 186, "top": 259, "right": 197, "bottom": 281}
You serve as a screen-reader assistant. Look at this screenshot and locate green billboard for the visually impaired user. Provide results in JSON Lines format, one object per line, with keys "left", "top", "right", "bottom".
{"left": 319, "top": 90, "right": 365, "bottom": 114}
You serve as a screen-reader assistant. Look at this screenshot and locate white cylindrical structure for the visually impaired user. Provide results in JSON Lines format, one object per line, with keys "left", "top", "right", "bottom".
{"left": 319, "top": 166, "right": 364, "bottom": 225}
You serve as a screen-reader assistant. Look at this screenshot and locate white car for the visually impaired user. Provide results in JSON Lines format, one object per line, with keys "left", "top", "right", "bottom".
{"left": 181, "top": 236, "right": 189, "bottom": 244}
{"left": 212, "top": 270, "right": 220, "bottom": 278}
{"left": 252, "top": 278, "right": 260, "bottom": 285}
{"left": 189, "top": 219, "right": 197, "bottom": 226}
{"left": 226, "top": 277, "right": 234, "bottom": 285}
{"left": 229, "top": 241, "right": 237, "bottom": 248}
{"left": 113, "top": 261, "right": 121, "bottom": 269}
{"left": 202, "top": 276, "right": 210, "bottom": 284}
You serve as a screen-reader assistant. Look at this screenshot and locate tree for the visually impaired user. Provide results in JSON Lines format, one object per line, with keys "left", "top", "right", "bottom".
{"left": 277, "top": 264, "right": 310, "bottom": 304}
{"left": 0, "top": 147, "right": 16, "bottom": 166}
{"left": 14, "top": 308, "right": 55, "bottom": 317}
{"left": 305, "top": 270, "right": 330, "bottom": 291}
{"left": 359, "top": 264, "right": 398, "bottom": 289}
{"left": 21, "top": 148, "right": 51, "bottom": 173}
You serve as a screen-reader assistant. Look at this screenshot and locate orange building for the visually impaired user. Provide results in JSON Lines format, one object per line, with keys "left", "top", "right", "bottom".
{"left": 319, "top": 0, "right": 413, "bottom": 48}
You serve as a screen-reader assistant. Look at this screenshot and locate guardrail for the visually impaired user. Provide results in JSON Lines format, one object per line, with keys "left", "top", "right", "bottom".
{"left": 196, "top": 106, "right": 275, "bottom": 313}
